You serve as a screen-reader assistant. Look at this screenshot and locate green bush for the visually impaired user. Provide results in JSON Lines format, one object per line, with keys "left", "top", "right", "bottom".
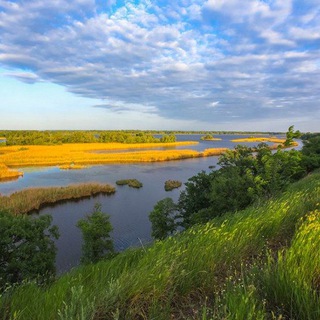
{"left": 77, "top": 203, "right": 114, "bottom": 264}
{"left": 0, "top": 210, "right": 59, "bottom": 290}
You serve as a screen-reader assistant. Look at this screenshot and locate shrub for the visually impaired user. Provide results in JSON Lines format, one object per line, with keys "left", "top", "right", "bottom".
{"left": 164, "top": 180, "right": 182, "bottom": 191}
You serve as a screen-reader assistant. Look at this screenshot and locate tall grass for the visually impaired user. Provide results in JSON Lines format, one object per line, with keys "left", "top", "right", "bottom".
{"left": 0, "top": 183, "right": 115, "bottom": 214}
{"left": 1, "top": 173, "right": 320, "bottom": 319}
{"left": 231, "top": 137, "right": 285, "bottom": 143}
{"left": 230, "top": 136, "right": 299, "bottom": 148}
{"left": 0, "top": 142, "right": 204, "bottom": 167}
{"left": 0, "top": 163, "right": 23, "bottom": 181}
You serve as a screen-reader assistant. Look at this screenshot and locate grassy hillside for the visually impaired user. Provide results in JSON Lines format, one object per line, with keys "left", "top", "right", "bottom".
{"left": 1, "top": 173, "right": 320, "bottom": 319}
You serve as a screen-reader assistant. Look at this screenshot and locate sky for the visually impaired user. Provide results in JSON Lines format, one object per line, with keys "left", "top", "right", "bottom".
{"left": 0, "top": 0, "right": 319, "bottom": 132}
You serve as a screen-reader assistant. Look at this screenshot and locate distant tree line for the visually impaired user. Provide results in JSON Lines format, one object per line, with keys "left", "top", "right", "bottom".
{"left": 149, "top": 127, "right": 320, "bottom": 240}
{"left": 0, "top": 130, "right": 176, "bottom": 145}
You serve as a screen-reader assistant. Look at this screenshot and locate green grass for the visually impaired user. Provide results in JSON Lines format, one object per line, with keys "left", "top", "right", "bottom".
{"left": 1, "top": 173, "right": 320, "bottom": 319}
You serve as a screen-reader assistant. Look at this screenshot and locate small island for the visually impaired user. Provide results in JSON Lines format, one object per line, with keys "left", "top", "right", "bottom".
{"left": 116, "top": 179, "right": 143, "bottom": 188}
{"left": 164, "top": 180, "right": 182, "bottom": 191}
{"left": 200, "top": 134, "right": 222, "bottom": 141}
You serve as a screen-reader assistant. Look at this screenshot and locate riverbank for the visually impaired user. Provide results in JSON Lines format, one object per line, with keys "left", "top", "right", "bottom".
{"left": 0, "top": 183, "right": 116, "bottom": 214}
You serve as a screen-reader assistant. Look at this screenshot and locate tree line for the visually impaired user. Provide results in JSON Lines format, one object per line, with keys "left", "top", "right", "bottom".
{"left": 0, "top": 130, "right": 176, "bottom": 145}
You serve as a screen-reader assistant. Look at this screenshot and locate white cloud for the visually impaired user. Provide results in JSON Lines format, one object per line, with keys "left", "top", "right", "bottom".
{"left": 0, "top": 0, "right": 319, "bottom": 130}
{"left": 209, "top": 101, "right": 219, "bottom": 108}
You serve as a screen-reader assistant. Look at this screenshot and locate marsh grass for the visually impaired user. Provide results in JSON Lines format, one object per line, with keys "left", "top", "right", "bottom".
{"left": 0, "top": 143, "right": 228, "bottom": 173}
{"left": 0, "top": 163, "right": 23, "bottom": 181}
{"left": 231, "top": 137, "right": 286, "bottom": 143}
{"left": 116, "top": 179, "right": 143, "bottom": 188}
{"left": 0, "top": 183, "right": 115, "bottom": 215}
{"left": 1, "top": 173, "right": 320, "bottom": 319}
{"left": 164, "top": 180, "right": 182, "bottom": 191}
{"left": 231, "top": 136, "right": 299, "bottom": 149}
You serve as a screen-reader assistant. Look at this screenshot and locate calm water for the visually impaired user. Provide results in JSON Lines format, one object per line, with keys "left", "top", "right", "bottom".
{"left": 0, "top": 134, "right": 296, "bottom": 272}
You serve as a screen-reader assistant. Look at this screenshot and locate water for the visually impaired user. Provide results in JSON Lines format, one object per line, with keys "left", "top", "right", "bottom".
{"left": 0, "top": 134, "right": 298, "bottom": 272}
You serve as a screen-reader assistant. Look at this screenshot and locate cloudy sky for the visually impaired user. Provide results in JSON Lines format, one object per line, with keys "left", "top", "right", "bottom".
{"left": 0, "top": 0, "right": 319, "bottom": 132}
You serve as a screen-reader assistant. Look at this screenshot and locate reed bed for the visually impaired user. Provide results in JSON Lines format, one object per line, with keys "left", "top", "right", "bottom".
{"left": 2, "top": 173, "right": 319, "bottom": 319}
{"left": 0, "top": 143, "right": 227, "bottom": 169}
{"left": 231, "top": 137, "right": 286, "bottom": 143}
{"left": 0, "top": 183, "right": 115, "bottom": 215}
{"left": 0, "top": 163, "right": 23, "bottom": 181}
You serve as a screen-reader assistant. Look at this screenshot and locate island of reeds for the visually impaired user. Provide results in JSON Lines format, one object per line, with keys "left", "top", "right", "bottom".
{"left": 116, "top": 179, "right": 143, "bottom": 188}
{"left": 164, "top": 179, "right": 182, "bottom": 191}
{"left": 0, "top": 183, "right": 115, "bottom": 215}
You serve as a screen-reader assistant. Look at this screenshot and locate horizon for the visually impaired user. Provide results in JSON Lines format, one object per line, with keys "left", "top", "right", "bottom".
{"left": 1, "top": 1, "right": 319, "bottom": 132}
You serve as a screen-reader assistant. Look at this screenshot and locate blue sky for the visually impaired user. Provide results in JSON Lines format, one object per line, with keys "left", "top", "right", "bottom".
{"left": 0, "top": 0, "right": 319, "bottom": 131}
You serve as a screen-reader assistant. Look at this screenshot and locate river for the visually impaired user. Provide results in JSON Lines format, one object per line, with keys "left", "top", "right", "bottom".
{"left": 0, "top": 134, "right": 291, "bottom": 272}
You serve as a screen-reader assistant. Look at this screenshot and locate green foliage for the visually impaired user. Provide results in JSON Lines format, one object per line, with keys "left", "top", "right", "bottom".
{"left": 178, "top": 170, "right": 214, "bottom": 228}
{"left": 200, "top": 134, "right": 214, "bottom": 140}
{"left": 159, "top": 134, "right": 176, "bottom": 143}
{"left": 301, "top": 134, "right": 320, "bottom": 172}
{"left": 179, "top": 142, "right": 305, "bottom": 226}
{"left": 0, "top": 130, "right": 174, "bottom": 145}
{"left": 77, "top": 204, "right": 114, "bottom": 264}
{"left": 0, "top": 210, "right": 59, "bottom": 290}
{"left": 284, "top": 125, "right": 301, "bottom": 147}
{"left": 149, "top": 198, "right": 178, "bottom": 240}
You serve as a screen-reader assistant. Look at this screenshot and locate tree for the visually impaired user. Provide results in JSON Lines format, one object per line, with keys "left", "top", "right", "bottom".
{"left": 0, "top": 210, "right": 59, "bottom": 290}
{"left": 77, "top": 203, "right": 114, "bottom": 264}
{"left": 301, "top": 135, "right": 320, "bottom": 172}
{"left": 284, "top": 125, "right": 301, "bottom": 147}
{"left": 178, "top": 140, "right": 304, "bottom": 227}
{"left": 149, "top": 198, "right": 178, "bottom": 240}
{"left": 178, "top": 170, "right": 214, "bottom": 228}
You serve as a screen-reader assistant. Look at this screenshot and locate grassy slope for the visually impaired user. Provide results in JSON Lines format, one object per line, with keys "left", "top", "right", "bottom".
{"left": 1, "top": 173, "right": 320, "bottom": 319}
